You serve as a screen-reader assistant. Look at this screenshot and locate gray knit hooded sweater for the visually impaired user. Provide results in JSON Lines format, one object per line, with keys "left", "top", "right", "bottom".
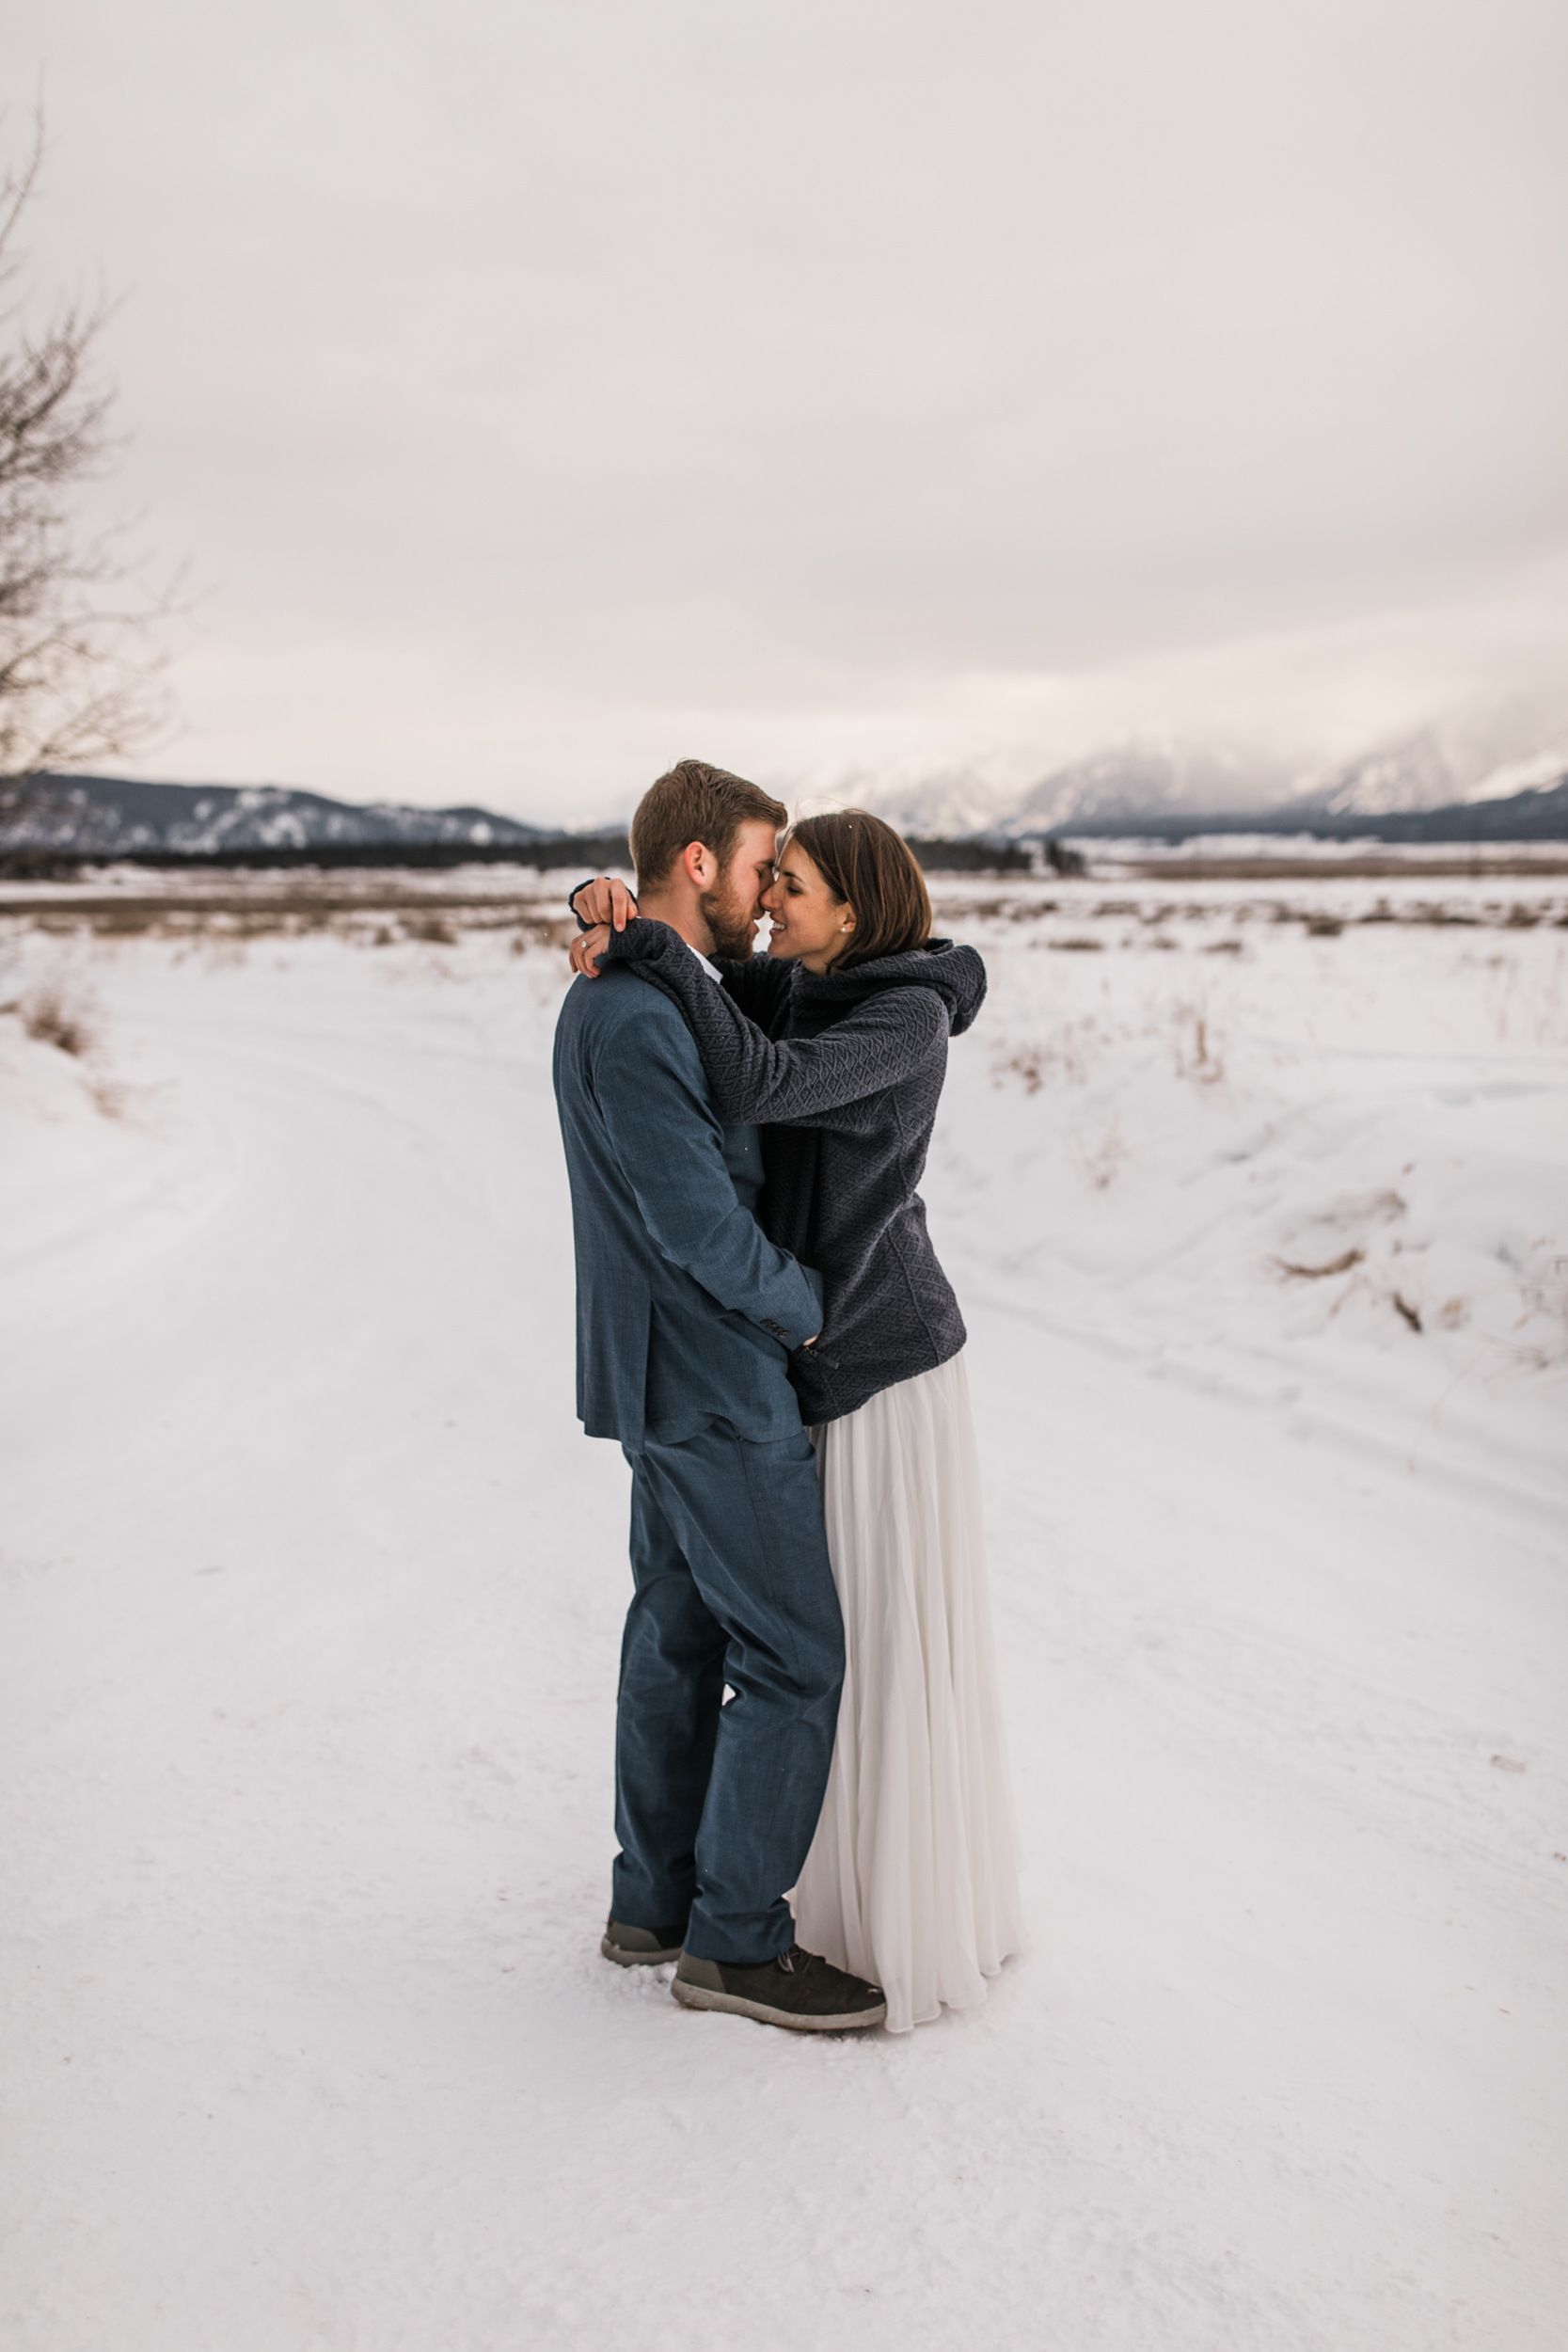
{"left": 596, "top": 920, "right": 987, "bottom": 1425}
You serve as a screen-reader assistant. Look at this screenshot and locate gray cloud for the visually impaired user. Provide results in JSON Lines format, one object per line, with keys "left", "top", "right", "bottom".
{"left": 8, "top": 0, "right": 1566, "bottom": 818}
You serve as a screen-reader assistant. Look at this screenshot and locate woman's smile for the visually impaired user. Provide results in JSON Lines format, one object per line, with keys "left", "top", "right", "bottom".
{"left": 762, "top": 844, "right": 855, "bottom": 970}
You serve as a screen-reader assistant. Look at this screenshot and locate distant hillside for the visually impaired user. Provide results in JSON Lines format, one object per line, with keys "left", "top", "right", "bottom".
{"left": 1045, "top": 776, "right": 1568, "bottom": 845}
{"left": 6, "top": 755, "right": 1566, "bottom": 868}
{"left": 1000, "top": 741, "right": 1287, "bottom": 837}
{"left": 857, "top": 717, "right": 1568, "bottom": 842}
{"left": 859, "top": 742, "right": 1279, "bottom": 841}
{"left": 0, "top": 773, "right": 554, "bottom": 856}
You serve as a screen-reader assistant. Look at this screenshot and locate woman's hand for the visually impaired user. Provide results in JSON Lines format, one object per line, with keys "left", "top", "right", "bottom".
{"left": 570, "top": 876, "right": 638, "bottom": 930}
{"left": 569, "top": 922, "right": 614, "bottom": 977}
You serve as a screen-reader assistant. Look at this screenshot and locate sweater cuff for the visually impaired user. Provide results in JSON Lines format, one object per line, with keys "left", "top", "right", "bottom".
{"left": 600, "top": 916, "right": 675, "bottom": 964}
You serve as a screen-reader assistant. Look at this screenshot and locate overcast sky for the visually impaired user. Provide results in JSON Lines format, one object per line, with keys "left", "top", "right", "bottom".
{"left": 6, "top": 0, "right": 1566, "bottom": 821}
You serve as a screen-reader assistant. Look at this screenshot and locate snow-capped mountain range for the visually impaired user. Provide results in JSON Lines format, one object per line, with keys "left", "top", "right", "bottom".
{"left": 5, "top": 719, "right": 1568, "bottom": 858}
{"left": 855, "top": 723, "right": 1568, "bottom": 839}
{"left": 0, "top": 774, "right": 553, "bottom": 855}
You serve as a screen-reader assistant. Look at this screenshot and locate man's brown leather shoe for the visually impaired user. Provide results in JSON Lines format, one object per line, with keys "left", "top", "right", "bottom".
{"left": 672, "top": 1944, "right": 886, "bottom": 2030}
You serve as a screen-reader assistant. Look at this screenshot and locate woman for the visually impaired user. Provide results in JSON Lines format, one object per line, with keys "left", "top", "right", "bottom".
{"left": 570, "top": 812, "right": 1023, "bottom": 2031}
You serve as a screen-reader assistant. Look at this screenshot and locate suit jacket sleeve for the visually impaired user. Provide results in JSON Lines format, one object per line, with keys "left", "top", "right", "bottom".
{"left": 601, "top": 921, "right": 948, "bottom": 1131}
{"left": 593, "top": 999, "right": 823, "bottom": 1345}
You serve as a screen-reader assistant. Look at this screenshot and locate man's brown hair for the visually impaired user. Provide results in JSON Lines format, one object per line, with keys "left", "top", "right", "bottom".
{"left": 629, "top": 758, "right": 788, "bottom": 892}
{"left": 786, "top": 809, "right": 932, "bottom": 970}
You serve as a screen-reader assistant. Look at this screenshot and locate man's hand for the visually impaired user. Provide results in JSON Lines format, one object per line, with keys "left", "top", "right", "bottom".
{"left": 571, "top": 876, "right": 638, "bottom": 930}
{"left": 569, "top": 922, "right": 614, "bottom": 977}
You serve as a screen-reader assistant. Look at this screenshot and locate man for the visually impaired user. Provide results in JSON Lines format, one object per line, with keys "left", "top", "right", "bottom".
{"left": 553, "top": 757, "right": 886, "bottom": 2031}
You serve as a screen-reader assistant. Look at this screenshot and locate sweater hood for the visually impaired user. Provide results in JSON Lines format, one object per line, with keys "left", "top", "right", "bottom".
{"left": 788, "top": 936, "right": 987, "bottom": 1037}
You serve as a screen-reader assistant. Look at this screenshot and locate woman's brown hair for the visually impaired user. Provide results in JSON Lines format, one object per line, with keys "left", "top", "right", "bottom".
{"left": 785, "top": 809, "right": 932, "bottom": 971}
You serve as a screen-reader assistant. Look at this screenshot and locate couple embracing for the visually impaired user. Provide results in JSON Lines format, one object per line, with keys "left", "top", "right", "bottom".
{"left": 552, "top": 758, "right": 1022, "bottom": 2034}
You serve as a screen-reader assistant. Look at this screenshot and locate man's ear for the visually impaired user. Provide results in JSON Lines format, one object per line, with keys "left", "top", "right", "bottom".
{"left": 682, "top": 840, "right": 715, "bottom": 887}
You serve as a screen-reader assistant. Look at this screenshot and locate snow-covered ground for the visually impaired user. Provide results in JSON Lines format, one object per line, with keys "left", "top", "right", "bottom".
{"left": 3, "top": 876, "right": 1564, "bottom": 2351}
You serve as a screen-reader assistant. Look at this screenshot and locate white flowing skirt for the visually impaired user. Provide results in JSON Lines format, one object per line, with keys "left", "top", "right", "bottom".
{"left": 794, "top": 1352, "right": 1024, "bottom": 2032}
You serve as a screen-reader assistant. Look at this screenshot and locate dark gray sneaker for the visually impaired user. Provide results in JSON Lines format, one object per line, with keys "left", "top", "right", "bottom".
{"left": 601, "top": 1916, "right": 688, "bottom": 1967}
{"left": 673, "top": 1944, "right": 887, "bottom": 2031}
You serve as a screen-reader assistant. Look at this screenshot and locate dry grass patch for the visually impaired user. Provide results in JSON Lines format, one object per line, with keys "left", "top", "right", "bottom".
{"left": 19, "top": 986, "right": 94, "bottom": 1057}
{"left": 1275, "top": 1247, "right": 1365, "bottom": 1279}
{"left": 1171, "top": 1003, "right": 1225, "bottom": 1087}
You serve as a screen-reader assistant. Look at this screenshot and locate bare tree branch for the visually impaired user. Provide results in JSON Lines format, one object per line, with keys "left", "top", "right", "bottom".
{"left": 0, "top": 114, "right": 178, "bottom": 825}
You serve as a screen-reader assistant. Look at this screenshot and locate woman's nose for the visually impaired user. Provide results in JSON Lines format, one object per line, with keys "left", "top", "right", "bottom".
{"left": 761, "top": 879, "right": 784, "bottom": 912}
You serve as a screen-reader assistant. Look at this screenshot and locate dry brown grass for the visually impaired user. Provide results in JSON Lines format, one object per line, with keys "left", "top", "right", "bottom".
{"left": 990, "top": 1016, "right": 1105, "bottom": 1092}
{"left": 35, "top": 908, "right": 562, "bottom": 949}
{"left": 19, "top": 985, "right": 93, "bottom": 1056}
{"left": 1171, "top": 1003, "right": 1225, "bottom": 1087}
{"left": 1117, "top": 855, "right": 1568, "bottom": 882}
{"left": 0, "top": 884, "right": 578, "bottom": 949}
{"left": 7, "top": 981, "right": 127, "bottom": 1115}
{"left": 1275, "top": 1247, "right": 1366, "bottom": 1279}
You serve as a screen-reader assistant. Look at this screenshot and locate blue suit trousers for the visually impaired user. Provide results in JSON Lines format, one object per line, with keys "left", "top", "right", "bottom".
{"left": 612, "top": 1421, "right": 845, "bottom": 1966}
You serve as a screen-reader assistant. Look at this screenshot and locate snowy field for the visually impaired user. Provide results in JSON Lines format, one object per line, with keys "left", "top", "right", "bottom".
{"left": 3, "top": 870, "right": 1565, "bottom": 2351}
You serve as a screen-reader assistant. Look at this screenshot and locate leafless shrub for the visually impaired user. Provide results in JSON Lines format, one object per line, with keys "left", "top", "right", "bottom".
{"left": 1171, "top": 1002, "right": 1224, "bottom": 1087}
{"left": 1305, "top": 917, "right": 1343, "bottom": 938}
{"left": 1391, "top": 1292, "right": 1423, "bottom": 1332}
{"left": 994, "top": 1043, "right": 1048, "bottom": 1093}
{"left": 0, "top": 120, "right": 178, "bottom": 806}
{"left": 1049, "top": 936, "right": 1103, "bottom": 953}
{"left": 19, "top": 981, "right": 92, "bottom": 1055}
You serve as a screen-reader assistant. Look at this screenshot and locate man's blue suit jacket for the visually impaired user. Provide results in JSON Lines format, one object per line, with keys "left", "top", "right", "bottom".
{"left": 553, "top": 961, "right": 823, "bottom": 1450}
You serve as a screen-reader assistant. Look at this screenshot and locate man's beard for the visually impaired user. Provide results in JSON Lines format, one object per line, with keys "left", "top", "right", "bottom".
{"left": 699, "top": 880, "right": 759, "bottom": 961}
